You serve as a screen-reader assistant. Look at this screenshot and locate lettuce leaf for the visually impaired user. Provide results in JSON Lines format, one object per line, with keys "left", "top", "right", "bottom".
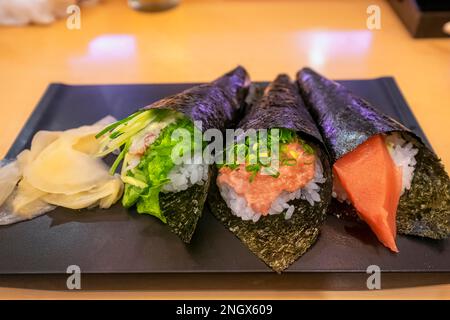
{"left": 121, "top": 117, "right": 198, "bottom": 223}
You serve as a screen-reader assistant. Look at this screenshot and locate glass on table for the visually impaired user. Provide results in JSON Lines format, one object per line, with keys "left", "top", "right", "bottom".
{"left": 128, "top": 0, "right": 180, "bottom": 12}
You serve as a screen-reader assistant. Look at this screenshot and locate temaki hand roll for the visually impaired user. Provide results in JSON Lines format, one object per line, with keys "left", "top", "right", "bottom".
{"left": 96, "top": 66, "right": 250, "bottom": 243}
{"left": 297, "top": 67, "right": 450, "bottom": 252}
{"left": 208, "top": 74, "right": 332, "bottom": 272}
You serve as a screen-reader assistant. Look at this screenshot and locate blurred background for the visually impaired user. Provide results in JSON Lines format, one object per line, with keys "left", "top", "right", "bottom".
{"left": 0, "top": 0, "right": 449, "bottom": 170}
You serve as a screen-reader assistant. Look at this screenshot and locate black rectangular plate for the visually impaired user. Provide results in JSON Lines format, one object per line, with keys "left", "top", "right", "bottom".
{"left": 0, "top": 79, "right": 449, "bottom": 290}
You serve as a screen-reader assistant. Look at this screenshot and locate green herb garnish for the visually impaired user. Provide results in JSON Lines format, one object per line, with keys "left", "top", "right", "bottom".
{"left": 219, "top": 128, "right": 313, "bottom": 182}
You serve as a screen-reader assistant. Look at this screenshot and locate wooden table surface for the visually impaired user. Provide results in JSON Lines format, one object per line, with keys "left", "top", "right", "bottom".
{"left": 0, "top": 0, "right": 449, "bottom": 299}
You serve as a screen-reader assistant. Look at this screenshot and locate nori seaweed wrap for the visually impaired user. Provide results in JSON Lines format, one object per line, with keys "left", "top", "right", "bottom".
{"left": 297, "top": 67, "right": 449, "bottom": 250}
{"left": 208, "top": 74, "right": 333, "bottom": 272}
{"left": 96, "top": 66, "right": 250, "bottom": 243}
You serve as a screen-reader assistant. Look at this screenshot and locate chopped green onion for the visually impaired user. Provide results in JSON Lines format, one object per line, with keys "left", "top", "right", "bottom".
{"left": 219, "top": 127, "right": 300, "bottom": 178}
{"left": 271, "top": 171, "right": 280, "bottom": 178}
{"left": 109, "top": 131, "right": 123, "bottom": 139}
{"left": 281, "top": 158, "right": 297, "bottom": 166}
{"left": 302, "top": 142, "right": 315, "bottom": 155}
{"left": 122, "top": 175, "right": 148, "bottom": 188}
{"left": 95, "top": 110, "right": 144, "bottom": 139}
{"left": 110, "top": 147, "right": 126, "bottom": 175}
{"left": 249, "top": 170, "right": 258, "bottom": 182}
{"left": 96, "top": 110, "right": 156, "bottom": 157}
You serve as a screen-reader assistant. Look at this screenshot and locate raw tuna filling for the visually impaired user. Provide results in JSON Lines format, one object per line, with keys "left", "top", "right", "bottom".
{"left": 218, "top": 142, "right": 316, "bottom": 215}
{"left": 332, "top": 133, "right": 418, "bottom": 252}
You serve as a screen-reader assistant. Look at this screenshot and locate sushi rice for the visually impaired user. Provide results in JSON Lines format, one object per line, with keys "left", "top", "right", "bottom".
{"left": 218, "top": 158, "right": 326, "bottom": 222}
{"left": 162, "top": 160, "right": 209, "bottom": 193}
